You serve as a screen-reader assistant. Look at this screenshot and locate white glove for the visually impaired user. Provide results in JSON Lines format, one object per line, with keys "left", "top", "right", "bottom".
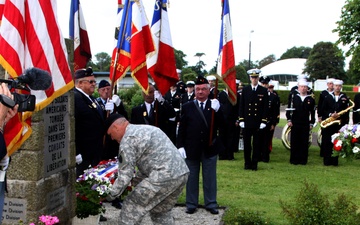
{"left": 0, "top": 155, "right": 9, "bottom": 171}
{"left": 178, "top": 147, "right": 187, "bottom": 159}
{"left": 210, "top": 99, "right": 220, "bottom": 112}
{"left": 76, "top": 154, "right": 83, "bottom": 165}
{"left": 259, "top": 123, "right": 266, "bottom": 129}
{"left": 239, "top": 122, "right": 245, "bottom": 128}
{"left": 112, "top": 94, "right": 121, "bottom": 107}
{"left": 105, "top": 100, "right": 115, "bottom": 113}
{"left": 154, "top": 90, "right": 164, "bottom": 103}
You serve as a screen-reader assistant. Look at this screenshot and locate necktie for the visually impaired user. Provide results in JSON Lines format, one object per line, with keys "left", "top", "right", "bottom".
{"left": 149, "top": 104, "right": 154, "bottom": 117}
{"left": 253, "top": 87, "right": 256, "bottom": 92}
{"left": 200, "top": 102, "right": 204, "bottom": 111}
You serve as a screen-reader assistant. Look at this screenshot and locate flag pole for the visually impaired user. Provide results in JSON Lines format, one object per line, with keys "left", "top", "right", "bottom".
{"left": 108, "top": 1, "right": 128, "bottom": 118}
{"left": 209, "top": 74, "right": 219, "bottom": 146}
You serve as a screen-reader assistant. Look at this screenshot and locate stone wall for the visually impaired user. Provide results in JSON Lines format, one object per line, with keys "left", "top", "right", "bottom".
{"left": 2, "top": 39, "right": 75, "bottom": 225}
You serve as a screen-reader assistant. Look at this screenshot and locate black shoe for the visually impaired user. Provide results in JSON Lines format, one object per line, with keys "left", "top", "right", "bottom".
{"left": 244, "top": 164, "right": 252, "bottom": 170}
{"left": 252, "top": 164, "right": 258, "bottom": 171}
{"left": 100, "top": 215, "right": 107, "bottom": 222}
{"left": 206, "top": 208, "right": 219, "bottom": 214}
{"left": 185, "top": 208, "right": 196, "bottom": 214}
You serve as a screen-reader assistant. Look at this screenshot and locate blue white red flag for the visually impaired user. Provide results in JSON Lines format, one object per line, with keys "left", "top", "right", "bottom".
{"left": 0, "top": 0, "right": 73, "bottom": 154}
{"left": 217, "top": 0, "right": 237, "bottom": 105}
{"left": 110, "top": 0, "right": 155, "bottom": 94}
{"left": 147, "top": 0, "right": 178, "bottom": 96}
{"left": 69, "top": 0, "right": 92, "bottom": 70}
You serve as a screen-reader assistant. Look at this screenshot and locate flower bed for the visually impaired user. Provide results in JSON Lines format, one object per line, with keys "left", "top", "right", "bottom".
{"left": 331, "top": 124, "right": 360, "bottom": 159}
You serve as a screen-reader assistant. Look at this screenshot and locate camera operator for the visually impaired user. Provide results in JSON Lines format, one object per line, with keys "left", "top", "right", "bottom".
{"left": 0, "top": 83, "right": 19, "bottom": 220}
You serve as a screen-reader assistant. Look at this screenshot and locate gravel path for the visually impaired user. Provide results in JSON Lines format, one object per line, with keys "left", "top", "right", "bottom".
{"left": 100, "top": 203, "right": 225, "bottom": 225}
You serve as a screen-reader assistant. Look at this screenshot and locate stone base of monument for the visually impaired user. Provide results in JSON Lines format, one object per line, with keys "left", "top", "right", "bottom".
{"left": 72, "top": 215, "right": 100, "bottom": 225}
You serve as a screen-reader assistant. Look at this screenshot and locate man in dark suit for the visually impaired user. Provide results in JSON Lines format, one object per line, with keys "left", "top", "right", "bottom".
{"left": 130, "top": 84, "right": 176, "bottom": 138}
{"left": 74, "top": 67, "right": 105, "bottom": 178}
{"left": 163, "top": 84, "right": 182, "bottom": 145}
{"left": 96, "top": 80, "right": 128, "bottom": 120}
{"left": 238, "top": 69, "right": 268, "bottom": 171}
{"left": 177, "top": 75, "right": 223, "bottom": 215}
{"left": 218, "top": 87, "right": 238, "bottom": 160}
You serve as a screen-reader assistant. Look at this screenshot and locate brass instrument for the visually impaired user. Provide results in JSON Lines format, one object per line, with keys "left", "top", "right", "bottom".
{"left": 281, "top": 124, "right": 312, "bottom": 150}
{"left": 320, "top": 99, "right": 354, "bottom": 128}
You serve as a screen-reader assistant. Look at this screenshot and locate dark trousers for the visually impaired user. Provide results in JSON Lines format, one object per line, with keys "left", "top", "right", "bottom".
{"left": 185, "top": 154, "right": 217, "bottom": 210}
{"left": 243, "top": 127, "right": 263, "bottom": 168}
{"left": 260, "top": 125, "right": 272, "bottom": 162}
{"left": 290, "top": 124, "right": 309, "bottom": 165}
{"left": 321, "top": 125, "right": 340, "bottom": 165}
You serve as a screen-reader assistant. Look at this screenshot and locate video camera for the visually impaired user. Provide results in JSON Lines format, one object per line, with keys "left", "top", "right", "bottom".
{"left": 0, "top": 67, "right": 52, "bottom": 112}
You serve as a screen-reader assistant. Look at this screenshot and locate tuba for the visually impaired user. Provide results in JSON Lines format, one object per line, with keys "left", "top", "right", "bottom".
{"left": 281, "top": 124, "right": 313, "bottom": 150}
{"left": 320, "top": 99, "right": 354, "bottom": 128}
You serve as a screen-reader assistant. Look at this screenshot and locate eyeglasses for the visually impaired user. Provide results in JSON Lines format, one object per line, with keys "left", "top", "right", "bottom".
{"left": 81, "top": 79, "right": 97, "bottom": 84}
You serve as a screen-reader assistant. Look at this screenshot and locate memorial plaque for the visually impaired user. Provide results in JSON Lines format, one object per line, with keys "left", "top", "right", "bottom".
{"left": 44, "top": 94, "right": 70, "bottom": 177}
{"left": 2, "top": 198, "right": 27, "bottom": 223}
{"left": 47, "top": 187, "right": 66, "bottom": 213}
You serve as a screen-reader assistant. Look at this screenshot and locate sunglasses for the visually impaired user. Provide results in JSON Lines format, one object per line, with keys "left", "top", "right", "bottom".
{"left": 81, "top": 79, "right": 97, "bottom": 84}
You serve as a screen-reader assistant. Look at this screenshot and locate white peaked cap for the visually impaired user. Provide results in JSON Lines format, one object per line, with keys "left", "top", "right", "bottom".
{"left": 297, "top": 79, "right": 308, "bottom": 86}
{"left": 333, "top": 79, "right": 343, "bottom": 85}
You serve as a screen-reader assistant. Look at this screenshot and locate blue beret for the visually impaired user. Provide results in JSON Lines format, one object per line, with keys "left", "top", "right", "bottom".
{"left": 98, "top": 80, "right": 110, "bottom": 89}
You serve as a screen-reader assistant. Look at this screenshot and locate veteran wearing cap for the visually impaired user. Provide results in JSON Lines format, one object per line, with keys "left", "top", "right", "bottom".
{"left": 206, "top": 75, "right": 217, "bottom": 99}
{"left": 320, "top": 79, "right": 349, "bottom": 166}
{"left": 286, "top": 79, "right": 315, "bottom": 165}
{"left": 105, "top": 114, "right": 189, "bottom": 224}
{"left": 74, "top": 67, "right": 105, "bottom": 177}
{"left": 238, "top": 69, "right": 268, "bottom": 170}
{"left": 177, "top": 75, "right": 224, "bottom": 215}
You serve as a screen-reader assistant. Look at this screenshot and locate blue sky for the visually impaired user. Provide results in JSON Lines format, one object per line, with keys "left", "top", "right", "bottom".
{"left": 57, "top": 0, "right": 347, "bottom": 71}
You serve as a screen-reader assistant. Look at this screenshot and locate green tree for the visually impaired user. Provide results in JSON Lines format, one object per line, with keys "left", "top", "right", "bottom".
{"left": 174, "top": 49, "right": 188, "bottom": 69}
{"left": 346, "top": 47, "right": 360, "bottom": 84}
{"left": 238, "top": 59, "right": 258, "bottom": 71}
{"left": 235, "top": 64, "right": 248, "bottom": 83}
{"left": 333, "top": 0, "right": 360, "bottom": 62}
{"left": 181, "top": 67, "right": 197, "bottom": 83}
{"left": 303, "top": 42, "right": 345, "bottom": 81}
{"left": 258, "top": 54, "right": 276, "bottom": 68}
{"left": 89, "top": 52, "right": 111, "bottom": 71}
{"left": 279, "top": 46, "right": 312, "bottom": 60}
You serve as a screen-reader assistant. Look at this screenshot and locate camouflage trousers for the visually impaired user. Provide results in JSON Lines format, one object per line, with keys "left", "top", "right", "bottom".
{"left": 119, "top": 173, "right": 189, "bottom": 225}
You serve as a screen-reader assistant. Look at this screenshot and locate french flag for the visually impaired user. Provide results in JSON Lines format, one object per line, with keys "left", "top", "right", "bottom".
{"left": 69, "top": 0, "right": 92, "bottom": 71}
{"left": 217, "top": 0, "right": 237, "bottom": 105}
{"left": 147, "top": 0, "right": 178, "bottom": 96}
{"left": 110, "top": 0, "right": 155, "bottom": 94}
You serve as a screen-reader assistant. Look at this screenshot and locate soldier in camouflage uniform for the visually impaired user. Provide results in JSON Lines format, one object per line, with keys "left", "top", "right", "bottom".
{"left": 105, "top": 114, "right": 189, "bottom": 225}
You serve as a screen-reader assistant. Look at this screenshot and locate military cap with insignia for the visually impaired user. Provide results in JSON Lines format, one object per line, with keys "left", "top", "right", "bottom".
{"left": 247, "top": 68, "right": 261, "bottom": 77}
{"left": 98, "top": 80, "right": 110, "bottom": 89}
{"left": 195, "top": 75, "right": 209, "bottom": 85}
{"left": 75, "top": 67, "right": 94, "bottom": 79}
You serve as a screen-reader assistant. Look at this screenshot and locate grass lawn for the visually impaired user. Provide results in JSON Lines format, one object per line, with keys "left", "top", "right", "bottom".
{"left": 177, "top": 121, "right": 360, "bottom": 224}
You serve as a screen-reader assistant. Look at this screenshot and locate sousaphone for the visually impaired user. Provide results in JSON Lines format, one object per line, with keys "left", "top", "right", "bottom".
{"left": 281, "top": 124, "right": 314, "bottom": 150}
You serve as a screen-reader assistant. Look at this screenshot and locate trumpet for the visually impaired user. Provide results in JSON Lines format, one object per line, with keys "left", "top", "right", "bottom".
{"left": 320, "top": 99, "right": 354, "bottom": 128}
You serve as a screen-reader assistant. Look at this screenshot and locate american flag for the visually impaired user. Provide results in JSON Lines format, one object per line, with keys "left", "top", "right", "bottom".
{"left": 0, "top": 0, "right": 73, "bottom": 154}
